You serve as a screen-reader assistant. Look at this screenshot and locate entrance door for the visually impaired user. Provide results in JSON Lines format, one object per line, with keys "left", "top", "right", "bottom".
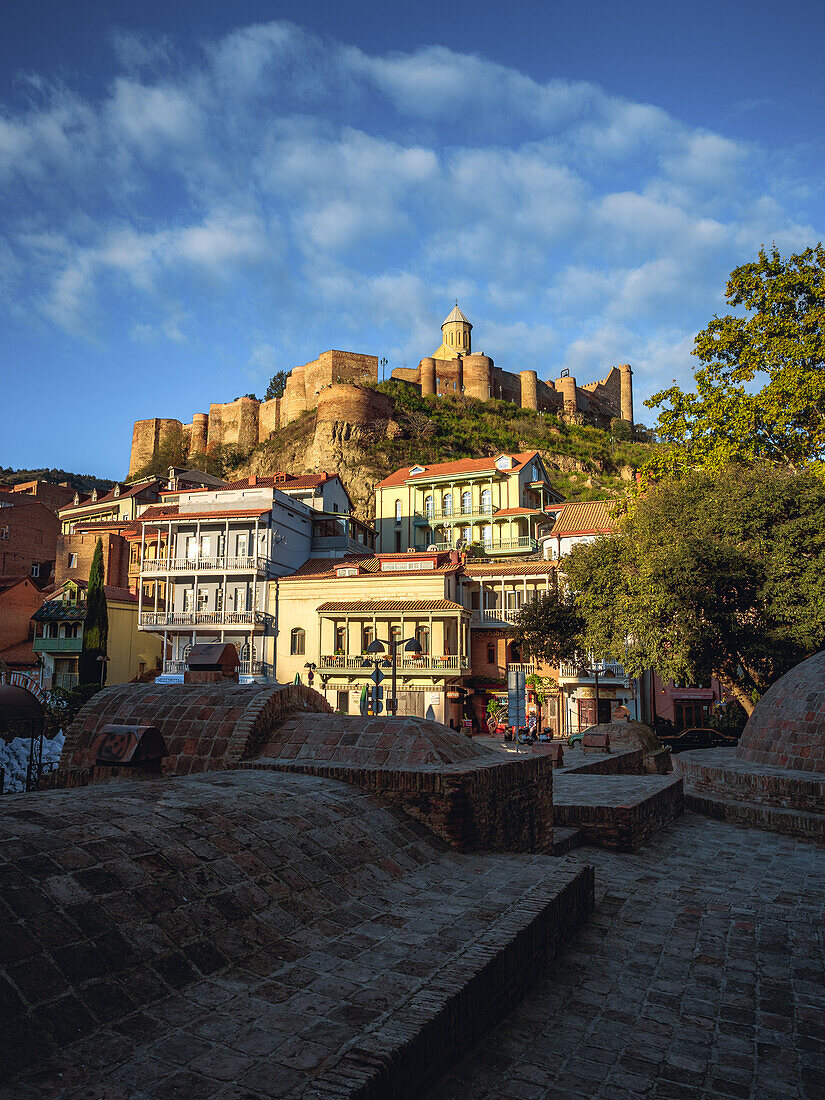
{"left": 336, "top": 690, "right": 349, "bottom": 714}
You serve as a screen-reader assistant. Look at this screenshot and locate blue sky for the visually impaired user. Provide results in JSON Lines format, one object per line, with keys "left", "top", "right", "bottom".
{"left": 2, "top": 0, "right": 824, "bottom": 478}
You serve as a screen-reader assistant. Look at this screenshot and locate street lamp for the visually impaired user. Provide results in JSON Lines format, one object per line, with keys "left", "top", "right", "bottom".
{"left": 362, "top": 636, "right": 422, "bottom": 716}
{"left": 303, "top": 661, "right": 317, "bottom": 687}
{"left": 96, "top": 654, "right": 109, "bottom": 689}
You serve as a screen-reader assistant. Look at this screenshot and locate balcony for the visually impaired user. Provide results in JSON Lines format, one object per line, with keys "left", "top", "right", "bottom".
{"left": 140, "top": 555, "right": 269, "bottom": 575}
{"left": 413, "top": 506, "right": 495, "bottom": 524}
{"left": 140, "top": 610, "right": 266, "bottom": 629}
{"left": 508, "top": 662, "right": 536, "bottom": 675}
{"left": 161, "top": 659, "right": 271, "bottom": 677}
{"left": 415, "top": 537, "right": 539, "bottom": 556}
{"left": 319, "top": 654, "right": 470, "bottom": 673}
{"left": 559, "top": 660, "right": 628, "bottom": 681}
{"left": 34, "top": 636, "right": 82, "bottom": 653}
{"left": 471, "top": 608, "right": 522, "bottom": 627}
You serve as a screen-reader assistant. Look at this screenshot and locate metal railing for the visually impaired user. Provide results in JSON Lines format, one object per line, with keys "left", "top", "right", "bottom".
{"left": 319, "top": 654, "right": 469, "bottom": 672}
{"left": 140, "top": 555, "right": 268, "bottom": 574}
{"left": 140, "top": 610, "right": 265, "bottom": 627}
{"left": 507, "top": 662, "right": 536, "bottom": 675}
{"left": 162, "top": 659, "right": 270, "bottom": 676}
{"left": 483, "top": 537, "right": 537, "bottom": 552}
{"left": 414, "top": 506, "right": 495, "bottom": 523}
{"left": 559, "top": 660, "right": 627, "bottom": 680}
{"left": 471, "top": 608, "right": 522, "bottom": 625}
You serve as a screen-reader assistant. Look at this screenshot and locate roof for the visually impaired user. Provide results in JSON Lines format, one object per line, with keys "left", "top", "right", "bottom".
{"left": 464, "top": 560, "right": 558, "bottom": 577}
{"left": 316, "top": 599, "right": 466, "bottom": 614}
{"left": 137, "top": 506, "right": 271, "bottom": 524}
{"left": 0, "top": 575, "right": 31, "bottom": 594}
{"left": 59, "top": 479, "right": 161, "bottom": 515}
{"left": 443, "top": 304, "right": 471, "bottom": 327}
{"left": 0, "top": 641, "right": 38, "bottom": 667}
{"left": 281, "top": 554, "right": 461, "bottom": 580}
{"left": 490, "top": 506, "right": 545, "bottom": 518}
{"left": 549, "top": 500, "right": 616, "bottom": 537}
{"left": 376, "top": 452, "right": 539, "bottom": 489}
{"left": 32, "top": 583, "right": 136, "bottom": 619}
{"left": 159, "top": 472, "right": 339, "bottom": 496}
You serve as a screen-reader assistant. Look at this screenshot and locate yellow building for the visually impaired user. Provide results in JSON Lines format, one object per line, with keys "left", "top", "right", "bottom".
{"left": 375, "top": 451, "right": 563, "bottom": 556}
{"left": 273, "top": 550, "right": 471, "bottom": 727}
{"left": 32, "top": 579, "right": 162, "bottom": 690}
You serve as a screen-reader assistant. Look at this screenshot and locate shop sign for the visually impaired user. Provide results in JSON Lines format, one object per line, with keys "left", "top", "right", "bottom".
{"left": 446, "top": 690, "right": 462, "bottom": 700}
{"left": 425, "top": 691, "right": 441, "bottom": 706}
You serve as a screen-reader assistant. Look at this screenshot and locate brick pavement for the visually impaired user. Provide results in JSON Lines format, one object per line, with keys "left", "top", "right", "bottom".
{"left": 426, "top": 813, "right": 825, "bottom": 1100}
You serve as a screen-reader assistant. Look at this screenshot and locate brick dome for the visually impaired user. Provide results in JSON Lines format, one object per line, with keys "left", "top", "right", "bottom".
{"left": 737, "top": 650, "right": 825, "bottom": 773}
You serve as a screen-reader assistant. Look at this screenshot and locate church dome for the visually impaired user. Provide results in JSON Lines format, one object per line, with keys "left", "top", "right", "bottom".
{"left": 737, "top": 650, "right": 825, "bottom": 772}
{"left": 442, "top": 304, "right": 472, "bottom": 328}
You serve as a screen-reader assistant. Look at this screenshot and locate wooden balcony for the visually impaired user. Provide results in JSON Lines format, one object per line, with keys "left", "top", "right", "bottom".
{"left": 140, "top": 555, "right": 268, "bottom": 574}
{"left": 319, "top": 654, "right": 470, "bottom": 672}
{"left": 140, "top": 610, "right": 266, "bottom": 629}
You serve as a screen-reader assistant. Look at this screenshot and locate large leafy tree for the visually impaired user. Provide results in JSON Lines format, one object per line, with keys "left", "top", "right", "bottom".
{"left": 511, "top": 589, "right": 584, "bottom": 665}
{"left": 79, "top": 539, "right": 109, "bottom": 687}
{"left": 646, "top": 245, "right": 825, "bottom": 475}
{"left": 562, "top": 466, "right": 825, "bottom": 715}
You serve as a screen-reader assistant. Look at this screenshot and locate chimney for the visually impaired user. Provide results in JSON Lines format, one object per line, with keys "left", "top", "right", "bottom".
{"left": 248, "top": 475, "right": 257, "bottom": 487}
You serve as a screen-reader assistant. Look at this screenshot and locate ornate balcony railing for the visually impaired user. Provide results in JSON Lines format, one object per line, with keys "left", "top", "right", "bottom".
{"left": 140, "top": 555, "right": 268, "bottom": 574}
{"left": 413, "top": 506, "right": 495, "bottom": 524}
{"left": 33, "top": 636, "right": 82, "bottom": 653}
{"left": 162, "top": 659, "right": 270, "bottom": 676}
{"left": 319, "top": 654, "right": 470, "bottom": 672}
{"left": 559, "top": 660, "right": 627, "bottom": 680}
{"left": 507, "top": 662, "right": 536, "bottom": 675}
{"left": 471, "top": 608, "right": 522, "bottom": 626}
{"left": 140, "top": 610, "right": 265, "bottom": 628}
{"left": 483, "top": 537, "right": 537, "bottom": 553}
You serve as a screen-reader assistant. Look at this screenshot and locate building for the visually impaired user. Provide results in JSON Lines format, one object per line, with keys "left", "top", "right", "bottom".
{"left": 32, "top": 579, "right": 161, "bottom": 690}
{"left": 0, "top": 575, "right": 45, "bottom": 678}
{"left": 391, "top": 306, "right": 633, "bottom": 428}
{"left": 129, "top": 307, "right": 634, "bottom": 476}
{"left": 273, "top": 550, "right": 471, "bottom": 726}
{"left": 539, "top": 499, "right": 616, "bottom": 559}
{"left": 4, "top": 480, "right": 76, "bottom": 512}
{"left": 375, "top": 451, "right": 563, "bottom": 557}
{"left": 0, "top": 490, "right": 59, "bottom": 582}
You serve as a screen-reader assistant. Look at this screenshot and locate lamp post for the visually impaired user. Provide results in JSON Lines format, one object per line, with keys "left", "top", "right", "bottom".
{"left": 362, "top": 635, "right": 423, "bottom": 716}
{"left": 96, "top": 654, "right": 109, "bottom": 689}
{"left": 303, "top": 661, "right": 317, "bottom": 688}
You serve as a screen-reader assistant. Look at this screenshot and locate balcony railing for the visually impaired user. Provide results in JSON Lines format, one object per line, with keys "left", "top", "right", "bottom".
{"left": 319, "top": 654, "right": 470, "bottom": 672}
{"left": 33, "top": 636, "right": 82, "bottom": 653}
{"left": 415, "top": 537, "right": 539, "bottom": 555}
{"left": 559, "top": 660, "right": 627, "bottom": 680}
{"left": 508, "top": 662, "right": 536, "bottom": 675}
{"left": 140, "top": 555, "right": 268, "bottom": 574}
{"left": 162, "top": 659, "right": 271, "bottom": 676}
{"left": 471, "top": 608, "right": 522, "bottom": 626}
{"left": 414, "top": 506, "right": 495, "bottom": 524}
{"left": 140, "top": 610, "right": 266, "bottom": 628}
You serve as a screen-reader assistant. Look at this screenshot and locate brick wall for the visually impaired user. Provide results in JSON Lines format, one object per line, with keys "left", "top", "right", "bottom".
{"left": 737, "top": 650, "right": 825, "bottom": 773}
{"left": 55, "top": 530, "right": 130, "bottom": 589}
{"left": 0, "top": 577, "right": 43, "bottom": 650}
{"left": 0, "top": 498, "right": 58, "bottom": 578}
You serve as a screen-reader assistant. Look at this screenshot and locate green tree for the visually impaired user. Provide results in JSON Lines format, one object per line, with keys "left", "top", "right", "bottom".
{"left": 646, "top": 245, "right": 825, "bottom": 476}
{"left": 128, "top": 424, "right": 190, "bottom": 480}
{"left": 511, "top": 588, "right": 584, "bottom": 665}
{"left": 265, "top": 370, "right": 288, "bottom": 401}
{"left": 78, "top": 539, "right": 109, "bottom": 687}
{"left": 562, "top": 465, "right": 825, "bottom": 715}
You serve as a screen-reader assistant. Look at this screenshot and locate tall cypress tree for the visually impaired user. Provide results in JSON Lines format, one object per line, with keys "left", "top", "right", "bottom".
{"left": 79, "top": 538, "right": 109, "bottom": 687}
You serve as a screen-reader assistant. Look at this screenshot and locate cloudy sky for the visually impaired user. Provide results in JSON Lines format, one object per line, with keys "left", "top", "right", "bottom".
{"left": 2, "top": 0, "right": 824, "bottom": 477}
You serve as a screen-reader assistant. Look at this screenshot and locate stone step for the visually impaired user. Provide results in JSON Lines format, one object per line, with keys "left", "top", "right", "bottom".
{"left": 551, "top": 826, "right": 585, "bottom": 855}
{"left": 553, "top": 772, "right": 684, "bottom": 851}
{"left": 685, "top": 791, "right": 825, "bottom": 841}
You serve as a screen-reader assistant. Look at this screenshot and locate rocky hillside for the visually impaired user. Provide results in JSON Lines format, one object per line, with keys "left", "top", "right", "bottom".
{"left": 242, "top": 382, "right": 654, "bottom": 521}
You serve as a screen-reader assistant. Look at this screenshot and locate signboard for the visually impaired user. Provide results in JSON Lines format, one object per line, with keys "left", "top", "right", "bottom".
{"left": 507, "top": 668, "right": 526, "bottom": 728}
{"left": 578, "top": 686, "right": 618, "bottom": 700}
{"left": 425, "top": 692, "right": 441, "bottom": 706}
{"left": 446, "top": 690, "right": 462, "bottom": 700}
{"left": 154, "top": 674, "right": 184, "bottom": 685}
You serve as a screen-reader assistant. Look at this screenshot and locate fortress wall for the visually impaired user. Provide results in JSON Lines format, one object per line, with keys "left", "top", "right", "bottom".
{"left": 206, "top": 397, "right": 261, "bottom": 453}
{"left": 392, "top": 366, "right": 421, "bottom": 385}
{"left": 188, "top": 413, "right": 208, "bottom": 456}
{"left": 434, "top": 358, "right": 463, "bottom": 395}
{"left": 536, "top": 378, "right": 562, "bottom": 415}
{"left": 492, "top": 367, "right": 522, "bottom": 404}
{"left": 316, "top": 383, "right": 393, "bottom": 425}
{"left": 129, "top": 417, "right": 184, "bottom": 476}
{"left": 282, "top": 364, "right": 307, "bottom": 425}
{"left": 462, "top": 354, "right": 493, "bottom": 400}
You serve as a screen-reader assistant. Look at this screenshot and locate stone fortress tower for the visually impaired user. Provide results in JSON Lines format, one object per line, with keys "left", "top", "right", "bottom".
{"left": 129, "top": 307, "right": 633, "bottom": 476}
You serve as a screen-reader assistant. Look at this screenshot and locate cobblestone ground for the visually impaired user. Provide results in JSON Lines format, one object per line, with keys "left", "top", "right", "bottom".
{"left": 427, "top": 813, "right": 825, "bottom": 1100}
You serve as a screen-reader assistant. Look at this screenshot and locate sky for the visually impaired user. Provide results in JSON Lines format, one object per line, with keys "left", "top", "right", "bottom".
{"left": 2, "top": 0, "right": 824, "bottom": 478}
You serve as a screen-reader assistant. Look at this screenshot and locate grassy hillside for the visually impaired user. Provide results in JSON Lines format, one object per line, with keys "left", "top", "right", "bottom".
{"left": 0, "top": 466, "right": 115, "bottom": 495}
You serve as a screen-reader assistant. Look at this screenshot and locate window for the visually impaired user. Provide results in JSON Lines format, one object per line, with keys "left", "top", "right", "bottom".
{"left": 65, "top": 623, "right": 79, "bottom": 639}
{"left": 215, "top": 587, "right": 223, "bottom": 612}
{"left": 290, "top": 627, "right": 305, "bottom": 655}
{"left": 30, "top": 563, "right": 40, "bottom": 578}
{"left": 362, "top": 626, "right": 374, "bottom": 651}
{"left": 395, "top": 499, "right": 403, "bottom": 523}
{"left": 183, "top": 589, "right": 194, "bottom": 612}
{"left": 381, "top": 559, "right": 434, "bottom": 572}
{"left": 461, "top": 491, "right": 471, "bottom": 514}
{"left": 532, "top": 464, "right": 539, "bottom": 482}
{"left": 337, "top": 566, "right": 358, "bottom": 577}
{"left": 443, "top": 493, "right": 453, "bottom": 516}
{"left": 186, "top": 536, "right": 198, "bottom": 561}
{"left": 233, "top": 586, "right": 247, "bottom": 611}
{"left": 335, "top": 626, "right": 347, "bottom": 653}
{"left": 424, "top": 495, "right": 434, "bottom": 517}
{"left": 197, "top": 589, "right": 208, "bottom": 612}
{"left": 481, "top": 489, "right": 491, "bottom": 515}
{"left": 486, "top": 642, "right": 495, "bottom": 664}
{"left": 416, "top": 626, "right": 430, "bottom": 654}
{"left": 674, "top": 700, "right": 711, "bottom": 729}
{"left": 237, "top": 533, "right": 248, "bottom": 557}
{"left": 47, "top": 622, "right": 59, "bottom": 638}
{"left": 68, "top": 553, "right": 78, "bottom": 568}
{"left": 200, "top": 535, "right": 211, "bottom": 557}
{"left": 0, "top": 526, "right": 8, "bottom": 540}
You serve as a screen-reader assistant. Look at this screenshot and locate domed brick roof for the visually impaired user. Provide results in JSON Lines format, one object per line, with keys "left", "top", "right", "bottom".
{"left": 737, "top": 650, "right": 825, "bottom": 773}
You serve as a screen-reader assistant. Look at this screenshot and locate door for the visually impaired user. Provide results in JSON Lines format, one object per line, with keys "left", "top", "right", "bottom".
{"left": 395, "top": 690, "right": 425, "bottom": 717}
{"left": 336, "top": 690, "right": 349, "bottom": 714}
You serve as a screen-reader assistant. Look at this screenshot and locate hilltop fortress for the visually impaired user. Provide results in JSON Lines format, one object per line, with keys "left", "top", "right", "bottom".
{"left": 128, "top": 307, "right": 633, "bottom": 476}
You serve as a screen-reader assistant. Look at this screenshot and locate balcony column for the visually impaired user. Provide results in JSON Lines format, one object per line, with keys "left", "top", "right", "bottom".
{"left": 253, "top": 517, "right": 259, "bottom": 567}
{"left": 523, "top": 577, "right": 528, "bottom": 604}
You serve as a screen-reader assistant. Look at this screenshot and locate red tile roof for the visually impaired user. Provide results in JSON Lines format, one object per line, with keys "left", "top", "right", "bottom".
{"left": 281, "top": 554, "right": 460, "bottom": 579}
{"left": 549, "top": 501, "right": 616, "bottom": 536}
{"left": 136, "top": 506, "right": 271, "bottom": 524}
{"left": 490, "top": 506, "right": 544, "bottom": 517}
{"left": 316, "top": 599, "right": 465, "bottom": 613}
{"left": 59, "top": 479, "right": 161, "bottom": 514}
{"left": 159, "top": 472, "right": 338, "bottom": 495}
{"left": 376, "top": 452, "right": 539, "bottom": 488}
{"left": 0, "top": 641, "right": 38, "bottom": 667}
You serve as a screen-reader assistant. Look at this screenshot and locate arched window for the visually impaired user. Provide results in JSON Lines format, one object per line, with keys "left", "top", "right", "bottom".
{"left": 532, "top": 463, "right": 539, "bottom": 482}
{"left": 290, "top": 627, "right": 305, "bottom": 655}
{"left": 395, "top": 499, "right": 402, "bottom": 523}
{"left": 481, "top": 488, "right": 491, "bottom": 514}
{"left": 443, "top": 493, "right": 453, "bottom": 516}
{"left": 461, "top": 491, "right": 471, "bottom": 514}
{"left": 486, "top": 642, "right": 495, "bottom": 664}
{"left": 362, "top": 626, "right": 374, "bottom": 651}
{"left": 335, "top": 626, "right": 347, "bottom": 653}
{"left": 416, "top": 626, "right": 430, "bottom": 654}
{"left": 424, "top": 494, "right": 433, "bottom": 517}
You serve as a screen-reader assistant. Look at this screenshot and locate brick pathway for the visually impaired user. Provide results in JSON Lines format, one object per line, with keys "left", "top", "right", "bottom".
{"left": 426, "top": 813, "right": 825, "bottom": 1100}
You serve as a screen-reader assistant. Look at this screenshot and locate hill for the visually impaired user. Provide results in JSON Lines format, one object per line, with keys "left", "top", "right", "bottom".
{"left": 243, "top": 382, "right": 655, "bottom": 520}
{"left": 0, "top": 466, "right": 115, "bottom": 496}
